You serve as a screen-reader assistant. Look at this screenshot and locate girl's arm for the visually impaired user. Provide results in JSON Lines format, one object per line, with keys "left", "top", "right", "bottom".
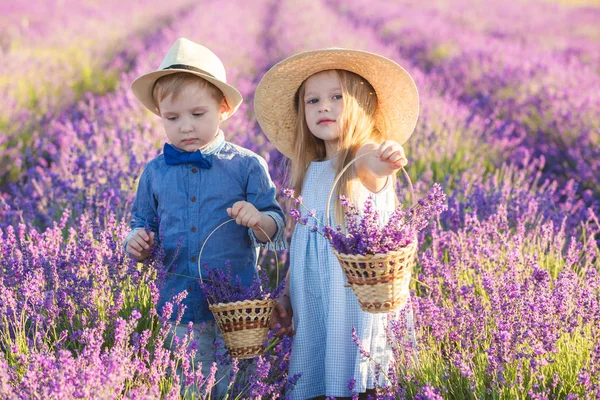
{"left": 271, "top": 269, "right": 295, "bottom": 337}
{"left": 355, "top": 140, "right": 408, "bottom": 193}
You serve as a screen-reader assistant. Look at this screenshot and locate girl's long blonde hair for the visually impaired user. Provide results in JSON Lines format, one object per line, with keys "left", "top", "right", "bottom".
{"left": 290, "top": 69, "right": 384, "bottom": 224}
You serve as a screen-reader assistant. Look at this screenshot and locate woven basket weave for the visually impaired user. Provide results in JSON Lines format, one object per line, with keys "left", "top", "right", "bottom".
{"left": 326, "top": 151, "right": 417, "bottom": 314}
{"left": 209, "top": 298, "right": 276, "bottom": 359}
{"left": 332, "top": 237, "right": 417, "bottom": 313}
{"left": 199, "top": 220, "right": 278, "bottom": 359}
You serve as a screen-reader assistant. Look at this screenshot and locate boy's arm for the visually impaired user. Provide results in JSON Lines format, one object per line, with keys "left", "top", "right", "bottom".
{"left": 123, "top": 166, "right": 159, "bottom": 255}
{"left": 253, "top": 212, "right": 278, "bottom": 242}
{"left": 245, "top": 156, "right": 287, "bottom": 251}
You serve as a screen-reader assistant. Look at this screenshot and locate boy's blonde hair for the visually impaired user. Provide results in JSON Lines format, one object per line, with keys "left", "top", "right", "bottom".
{"left": 152, "top": 72, "right": 228, "bottom": 112}
{"left": 290, "top": 69, "right": 386, "bottom": 224}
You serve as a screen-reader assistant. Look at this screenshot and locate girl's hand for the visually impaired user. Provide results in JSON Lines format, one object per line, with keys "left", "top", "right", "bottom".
{"left": 271, "top": 296, "right": 295, "bottom": 337}
{"left": 355, "top": 141, "right": 409, "bottom": 192}
{"left": 227, "top": 201, "right": 262, "bottom": 228}
{"left": 126, "top": 230, "right": 155, "bottom": 260}
{"left": 376, "top": 140, "right": 408, "bottom": 170}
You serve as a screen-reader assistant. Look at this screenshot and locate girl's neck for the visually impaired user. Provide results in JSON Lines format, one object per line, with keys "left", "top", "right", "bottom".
{"left": 324, "top": 140, "right": 338, "bottom": 160}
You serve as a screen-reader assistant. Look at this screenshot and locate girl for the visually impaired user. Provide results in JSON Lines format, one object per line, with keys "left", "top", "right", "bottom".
{"left": 254, "top": 49, "right": 419, "bottom": 399}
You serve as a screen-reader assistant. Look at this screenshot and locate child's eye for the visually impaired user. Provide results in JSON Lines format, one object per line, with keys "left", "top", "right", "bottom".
{"left": 167, "top": 116, "right": 178, "bottom": 121}
{"left": 333, "top": 94, "right": 343, "bottom": 100}
{"left": 192, "top": 112, "right": 205, "bottom": 117}
{"left": 307, "top": 98, "right": 318, "bottom": 104}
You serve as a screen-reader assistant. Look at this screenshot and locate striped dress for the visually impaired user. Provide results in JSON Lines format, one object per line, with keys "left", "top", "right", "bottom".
{"left": 288, "top": 159, "right": 417, "bottom": 399}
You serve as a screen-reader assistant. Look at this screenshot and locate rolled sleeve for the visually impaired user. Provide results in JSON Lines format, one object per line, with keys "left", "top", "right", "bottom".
{"left": 245, "top": 156, "right": 288, "bottom": 251}
{"left": 248, "top": 210, "right": 287, "bottom": 251}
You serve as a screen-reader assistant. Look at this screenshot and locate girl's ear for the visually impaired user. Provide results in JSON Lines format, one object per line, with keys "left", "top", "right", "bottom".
{"left": 218, "top": 99, "right": 231, "bottom": 122}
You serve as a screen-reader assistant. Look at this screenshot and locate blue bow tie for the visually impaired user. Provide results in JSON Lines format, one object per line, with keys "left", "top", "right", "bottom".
{"left": 163, "top": 143, "right": 212, "bottom": 169}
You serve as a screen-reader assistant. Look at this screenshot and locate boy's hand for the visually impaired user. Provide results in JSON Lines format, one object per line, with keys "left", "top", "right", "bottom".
{"left": 227, "top": 201, "right": 262, "bottom": 228}
{"left": 376, "top": 140, "right": 408, "bottom": 170}
{"left": 126, "top": 230, "right": 155, "bottom": 260}
{"left": 271, "top": 296, "right": 295, "bottom": 337}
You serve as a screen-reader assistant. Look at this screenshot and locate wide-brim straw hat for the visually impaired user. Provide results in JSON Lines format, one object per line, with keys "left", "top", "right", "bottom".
{"left": 254, "top": 48, "right": 419, "bottom": 158}
{"left": 131, "top": 37, "right": 243, "bottom": 120}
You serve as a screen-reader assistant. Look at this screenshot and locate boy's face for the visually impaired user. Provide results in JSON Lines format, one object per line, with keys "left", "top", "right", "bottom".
{"left": 303, "top": 70, "right": 343, "bottom": 144}
{"left": 158, "top": 83, "right": 228, "bottom": 152}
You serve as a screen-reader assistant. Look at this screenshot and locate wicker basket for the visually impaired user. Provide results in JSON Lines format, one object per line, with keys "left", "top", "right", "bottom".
{"left": 209, "top": 298, "right": 276, "bottom": 359}
{"left": 326, "top": 152, "right": 417, "bottom": 314}
{"left": 199, "top": 220, "right": 278, "bottom": 359}
{"left": 332, "top": 238, "right": 417, "bottom": 313}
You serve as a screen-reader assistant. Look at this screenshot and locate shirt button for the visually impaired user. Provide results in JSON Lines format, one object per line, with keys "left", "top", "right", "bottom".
{"left": 191, "top": 226, "right": 196, "bottom": 232}
{"left": 191, "top": 256, "right": 196, "bottom": 262}
{"left": 191, "top": 168, "right": 197, "bottom": 173}
{"left": 191, "top": 196, "right": 197, "bottom": 202}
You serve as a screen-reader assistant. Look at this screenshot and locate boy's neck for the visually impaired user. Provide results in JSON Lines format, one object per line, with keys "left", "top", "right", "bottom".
{"left": 199, "top": 129, "right": 224, "bottom": 153}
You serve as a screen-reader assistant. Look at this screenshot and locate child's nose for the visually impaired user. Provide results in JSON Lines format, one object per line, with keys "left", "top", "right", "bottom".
{"left": 180, "top": 121, "right": 194, "bottom": 132}
{"left": 318, "top": 101, "right": 331, "bottom": 113}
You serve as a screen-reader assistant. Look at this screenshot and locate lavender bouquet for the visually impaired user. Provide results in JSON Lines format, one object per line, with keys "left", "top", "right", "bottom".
{"left": 282, "top": 183, "right": 448, "bottom": 256}
{"left": 283, "top": 183, "right": 447, "bottom": 313}
{"left": 199, "top": 260, "right": 286, "bottom": 305}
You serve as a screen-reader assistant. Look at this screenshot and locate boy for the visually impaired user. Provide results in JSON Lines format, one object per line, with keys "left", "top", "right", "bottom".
{"left": 125, "top": 37, "right": 286, "bottom": 395}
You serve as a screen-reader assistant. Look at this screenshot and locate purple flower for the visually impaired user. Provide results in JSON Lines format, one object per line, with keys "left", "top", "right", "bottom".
{"left": 131, "top": 308, "right": 142, "bottom": 320}
{"left": 414, "top": 383, "right": 445, "bottom": 400}
{"left": 281, "top": 188, "right": 295, "bottom": 199}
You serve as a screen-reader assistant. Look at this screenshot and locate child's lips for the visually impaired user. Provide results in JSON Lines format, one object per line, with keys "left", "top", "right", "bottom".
{"left": 317, "top": 119, "right": 336, "bottom": 125}
{"left": 182, "top": 138, "right": 198, "bottom": 144}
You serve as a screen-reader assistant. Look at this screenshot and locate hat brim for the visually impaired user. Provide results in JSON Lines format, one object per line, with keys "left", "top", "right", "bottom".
{"left": 131, "top": 69, "right": 243, "bottom": 120}
{"left": 254, "top": 49, "right": 419, "bottom": 158}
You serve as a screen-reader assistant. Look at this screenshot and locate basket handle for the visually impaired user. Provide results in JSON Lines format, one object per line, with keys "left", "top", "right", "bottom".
{"left": 325, "top": 150, "right": 415, "bottom": 224}
{"left": 197, "top": 219, "right": 279, "bottom": 288}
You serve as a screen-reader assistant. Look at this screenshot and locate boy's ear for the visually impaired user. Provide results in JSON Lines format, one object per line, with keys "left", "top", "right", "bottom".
{"left": 218, "top": 99, "right": 232, "bottom": 122}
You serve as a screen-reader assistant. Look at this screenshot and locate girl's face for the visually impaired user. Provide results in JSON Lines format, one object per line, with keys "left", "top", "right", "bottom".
{"left": 303, "top": 70, "right": 343, "bottom": 148}
{"left": 158, "top": 83, "right": 228, "bottom": 152}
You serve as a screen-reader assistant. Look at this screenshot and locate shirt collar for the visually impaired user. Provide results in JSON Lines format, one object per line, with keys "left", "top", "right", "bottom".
{"left": 200, "top": 129, "right": 225, "bottom": 155}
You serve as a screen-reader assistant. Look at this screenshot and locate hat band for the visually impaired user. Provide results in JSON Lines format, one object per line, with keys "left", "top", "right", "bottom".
{"left": 163, "top": 64, "right": 216, "bottom": 79}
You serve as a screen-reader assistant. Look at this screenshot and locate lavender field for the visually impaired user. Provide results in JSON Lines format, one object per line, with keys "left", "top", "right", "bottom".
{"left": 1, "top": 0, "right": 599, "bottom": 398}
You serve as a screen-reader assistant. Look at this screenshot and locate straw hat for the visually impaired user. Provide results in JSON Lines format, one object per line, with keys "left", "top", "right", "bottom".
{"left": 254, "top": 48, "right": 419, "bottom": 158}
{"left": 131, "top": 37, "right": 243, "bottom": 119}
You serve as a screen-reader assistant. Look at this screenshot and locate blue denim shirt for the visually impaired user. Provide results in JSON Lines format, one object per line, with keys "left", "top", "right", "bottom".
{"left": 126, "top": 131, "right": 287, "bottom": 323}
